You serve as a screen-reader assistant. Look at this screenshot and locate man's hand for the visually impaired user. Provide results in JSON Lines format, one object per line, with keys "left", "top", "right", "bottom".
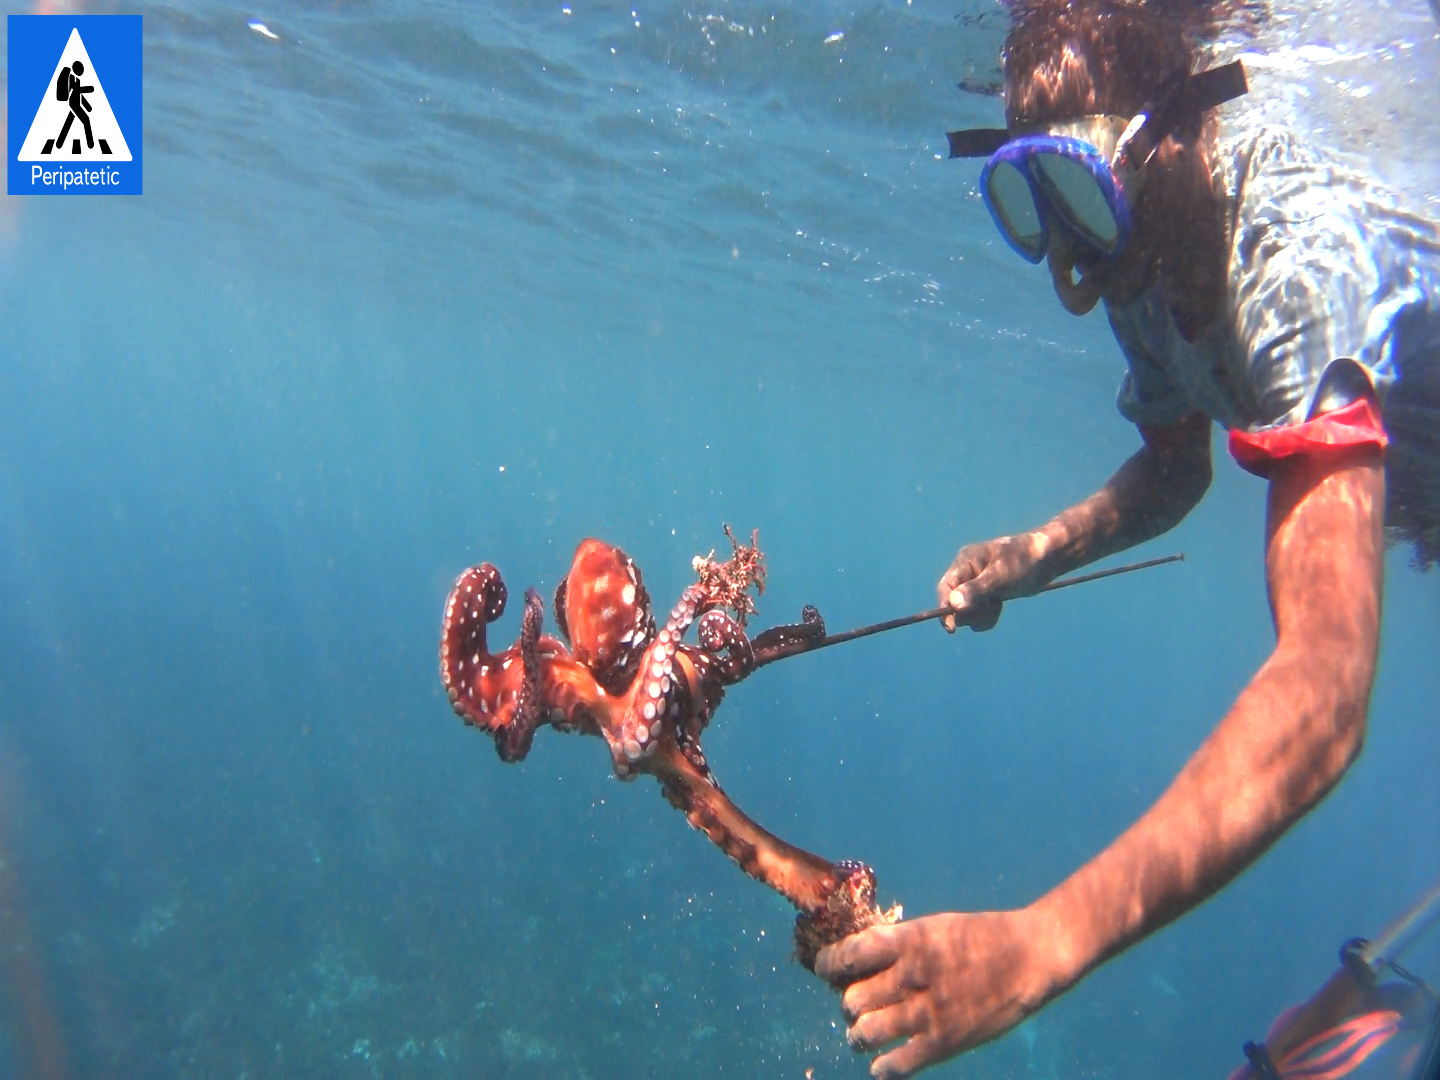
{"left": 936, "top": 533, "right": 1053, "bottom": 632}
{"left": 815, "top": 909, "right": 1061, "bottom": 1079}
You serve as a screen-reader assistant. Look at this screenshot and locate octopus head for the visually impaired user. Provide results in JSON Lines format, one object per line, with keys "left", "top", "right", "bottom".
{"left": 554, "top": 539, "right": 655, "bottom": 695}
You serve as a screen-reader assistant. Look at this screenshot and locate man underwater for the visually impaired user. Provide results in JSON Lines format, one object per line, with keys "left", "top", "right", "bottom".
{"left": 816, "top": 1, "right": 1440, "bottom": 1076}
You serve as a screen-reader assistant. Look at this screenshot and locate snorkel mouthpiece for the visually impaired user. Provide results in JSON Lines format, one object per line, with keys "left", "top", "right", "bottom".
{"left": 1048, "top": 244, "right": 1105, "bottom": 315}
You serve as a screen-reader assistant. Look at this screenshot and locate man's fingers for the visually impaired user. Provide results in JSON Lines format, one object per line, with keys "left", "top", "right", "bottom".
{"left": 846, "top": 998, "right": 910, "bottom": 1053}
{"left": 937, "top": 556, "right": 980, "bottom": 604}
{"left": 815, "top": 924, "right": 902, "bottom": 985}
{"left": 938, "top": 558, "right": 971, "bottom": 594}
{"left": 847, "top": 998, "right": 926, "bottom": 1061}
{"left": 840, "top": 962, "right": 907, "bottom": 1025}
{"left": 871, "top": 1032, "right": 938, "bottom": 1080}
{"left": 943, "top": 582, "right": 1003, "bottom": 633}
{"left": 967, "top": 595, "right": 1003, "bottom": 631}
{"left": 939, "top": 549, "right": 993, "bottom": 633}
{"left": 947, "top": 566, "right": 995, "bottom": 613}
{"left": 937, "top": 575, "right": 961, "bottom": 632}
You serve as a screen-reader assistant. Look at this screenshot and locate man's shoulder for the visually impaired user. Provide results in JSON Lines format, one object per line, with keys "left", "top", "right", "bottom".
{"left": 1218, "top": 122, "right": 1434, "bottom": 235}
{"left": 1216, "top": 122, "right": 1304, "bottom": 169}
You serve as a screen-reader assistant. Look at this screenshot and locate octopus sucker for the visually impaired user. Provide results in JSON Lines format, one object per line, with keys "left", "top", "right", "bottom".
{"left": 438, "top": 533, "right": 897, "bottom": 977}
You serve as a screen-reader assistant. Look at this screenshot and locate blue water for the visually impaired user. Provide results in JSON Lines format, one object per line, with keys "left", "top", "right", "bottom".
{"left": 2, "top": 2, "right": 1438, "bottom": 1077}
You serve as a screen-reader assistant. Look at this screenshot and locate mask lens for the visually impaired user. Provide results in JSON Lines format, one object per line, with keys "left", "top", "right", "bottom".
{"left": 1034, "top": 152, "right": 1119, "bottom": 251}
{"left": 985, "top": 160, "right": 1044, "bottom": 259}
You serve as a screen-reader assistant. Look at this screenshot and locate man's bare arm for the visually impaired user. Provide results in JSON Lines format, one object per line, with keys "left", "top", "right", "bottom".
{"left": 822, "top": 446, "right": 1385, "bottom": 1079}
{"left": 1034, "top": 445, "right": 1385, "bottom": 990}
{"left": 940, "top": 410, "right": 1212, "bottom": 630}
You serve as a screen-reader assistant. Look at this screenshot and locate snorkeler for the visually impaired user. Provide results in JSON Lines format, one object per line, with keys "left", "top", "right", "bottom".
{"left": 815, "top": 1, "right": 1440, "bottom": 1076}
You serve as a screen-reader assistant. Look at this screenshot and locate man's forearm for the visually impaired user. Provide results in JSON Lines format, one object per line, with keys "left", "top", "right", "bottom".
{"left": 1031, "top": 411, "right": 1212, "bottom": 580}
{"left": 1030, "top": 451, "right": 1384, "bottom": 996}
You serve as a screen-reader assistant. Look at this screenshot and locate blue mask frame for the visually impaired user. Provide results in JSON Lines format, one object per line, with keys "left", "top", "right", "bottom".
{"left": 977, "top": 134, "right": 1134, "bottom": 264}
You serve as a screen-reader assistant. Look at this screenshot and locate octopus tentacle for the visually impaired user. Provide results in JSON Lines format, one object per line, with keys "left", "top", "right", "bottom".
{"left": 751, "top": 604, "right": 826, "bottom": 664}
{"left": 651, "top": 735, "right": 898, "bottom": 973}
{"left": 606, "top": 584, "right": 706, "bottom": 778}
{"left": 552, "top": 575, "right": 570, "bottom": 645}
{"left": 801, "top": 604, "right": 825, "bottom": 637}
{"left": 495, "top": 588, "right": 545, "bottom": 763}
{"left": 696, "top": 609, "right": 755, "bottom": 685}
{"left": 793, "top": 860, "right": 898, "bottom": 973}
{"left": 440, "top": 564, "right": 507, "bottom": 726}
{"left": 650, "top": 739, "right": 839, "bottom": 911}
{"left": 669, "top": 648, "right": 722, "bottom": 786}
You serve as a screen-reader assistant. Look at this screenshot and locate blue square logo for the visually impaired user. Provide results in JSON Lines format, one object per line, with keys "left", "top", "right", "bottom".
{"left": 7, "top": 15, "right": 143, "bottom": 194}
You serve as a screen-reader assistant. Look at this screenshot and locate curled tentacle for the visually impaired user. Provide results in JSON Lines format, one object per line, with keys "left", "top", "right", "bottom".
{"left": 679, "top": 646, "right": 726, "bottom": 743}
{"left": 751, "top": 604, "right": 827, "bottom": 665}
{"left": 552, "top": 575, "right": 570, "bottom": 645}
{"left": 440, "top": 564, "right": 508, "bottom": 723}
{"left": 697, "top": 609, "right": 756, "bottom": 685}
{"left": 801, "top": 604, "right": 825, "bottom": 636}
{"left": 496, "top": 588, "right": 545, "bottom": 763}
{"left": 668, "top": 648, "right": 723, "bottom": 786}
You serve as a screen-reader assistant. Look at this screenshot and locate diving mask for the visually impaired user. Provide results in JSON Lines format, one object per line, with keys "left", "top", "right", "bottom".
{"left": 947, "top": 60, "right": 1248, "bottom": 264}
{"left": 977, "top": 113, "right": 1144, "bottom": 263}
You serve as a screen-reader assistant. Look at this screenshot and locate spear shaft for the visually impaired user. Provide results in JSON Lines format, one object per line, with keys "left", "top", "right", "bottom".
{"left": 753, "top": 553, "right": 1184, "bottom": 667}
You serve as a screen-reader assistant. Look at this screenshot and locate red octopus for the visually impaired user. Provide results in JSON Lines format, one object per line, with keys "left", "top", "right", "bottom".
{"left": 438, "top": 534, "right": 898, "bottom": 969}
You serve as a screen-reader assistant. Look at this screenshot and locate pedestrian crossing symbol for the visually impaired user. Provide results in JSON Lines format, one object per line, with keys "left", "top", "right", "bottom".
{"left": 8, "top": 15, "right": 143, "bottom": 194}
{"left": 22, "top": 29, "right": 132, "bottom": 161}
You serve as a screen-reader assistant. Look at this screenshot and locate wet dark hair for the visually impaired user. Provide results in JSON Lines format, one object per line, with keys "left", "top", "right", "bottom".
{"left": 1000, "top": 0, "right": 1255, "bottom": 126}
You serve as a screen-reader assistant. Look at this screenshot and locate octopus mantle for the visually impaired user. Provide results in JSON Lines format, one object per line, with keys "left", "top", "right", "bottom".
{"left": 439, "top": 536, "right": 898, "bottom": 970}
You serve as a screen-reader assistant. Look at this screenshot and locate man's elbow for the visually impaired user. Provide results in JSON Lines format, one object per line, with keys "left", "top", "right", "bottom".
{"left": 1335, "top": 653, "right": 1376, "bottom": 757}
{"left": 1289, "top": 647, "right": 1374, "bottom": 793}
{"left": 1176, "top": 451, "right": 1212, "bottom": 513}
{"left": 1144, "top": 412, "right": 1213, "bottom": 520}
{"left": 1329, "top": 694, "right": 1369, "bottom": 779}
{"left": 1317, "top": 600, "right": 1380, "bottom": 773}
{"left": 1148, "top": 451, "right": 1211, "bottom": 534}
{"left": 1265, "top": 623, "right": 1376, "bottom": 799}
{"left": 1278, "top": 684, "right": 1370, "bottom": 813}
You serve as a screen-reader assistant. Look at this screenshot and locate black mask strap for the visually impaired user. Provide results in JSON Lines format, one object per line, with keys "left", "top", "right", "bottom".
{"left": 1118, "top": 59, "right": 1248, "bottom": 169}
{"left": 946, "top": 127, "right": 1009, "bottom": 159}
{"left": 946, "top": 60, "right": 1248, "bottom": 165}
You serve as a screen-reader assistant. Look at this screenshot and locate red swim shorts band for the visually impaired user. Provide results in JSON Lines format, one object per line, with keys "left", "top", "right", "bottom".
{"left": 1228, "top": 397, "right": 1388, "bottom": 479}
